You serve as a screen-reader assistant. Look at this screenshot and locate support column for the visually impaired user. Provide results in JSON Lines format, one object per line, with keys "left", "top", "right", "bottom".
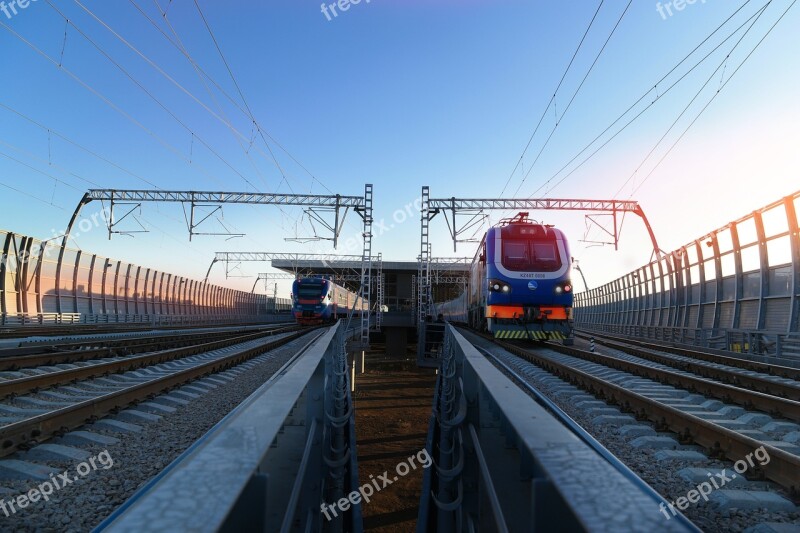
{"left": 358, "top": 184, "right": 374, "bottom": 348}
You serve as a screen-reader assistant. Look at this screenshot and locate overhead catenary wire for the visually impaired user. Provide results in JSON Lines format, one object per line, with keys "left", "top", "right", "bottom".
{"left": 126, "top": 0, "right": 335, "bottom": 196}
{"left": 74, "top": 0, "right": 352, "bottom": 237}
{"left": 524, "top": 0, "right": 765, "bottom": 200}
{"left": 500, "top": 0, "right": 605, "bottom": 198}
{"left": 45, "top": 1, "right": 265, "bottom": 195}
{"left": 628, "top": 0, "right": 796, "bottom": 198}
{"left": 0, "top": 14, "right": 280, "bottom": 247}
{"left": 511, "top": 0, "right": 633, "bottom": 199}
{"left": 0, "top": 18, "right": 238, "bottom": 192}
{"left": 151, "top": 0, "right": 305, "bottom": 235}
{"left": 613, "top": 1, "right": 774, "bottom": 201}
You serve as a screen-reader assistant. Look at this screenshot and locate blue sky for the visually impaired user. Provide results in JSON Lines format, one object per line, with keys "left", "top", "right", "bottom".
{"left": 1, "top": 0, "right": 798, "bottom": 295}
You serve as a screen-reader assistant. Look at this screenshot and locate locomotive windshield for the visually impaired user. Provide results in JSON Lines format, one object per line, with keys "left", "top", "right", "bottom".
{"left": 296, "top": 286, "right": 324, "bottom": 297}
{"left": 501, "top": 239, "right": 562, "bottom": 272}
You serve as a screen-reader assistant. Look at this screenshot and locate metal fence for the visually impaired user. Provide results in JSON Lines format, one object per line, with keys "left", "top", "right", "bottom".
{"left": 0, "top": 230, "right": 291, "bottom": 323}
{"left": 575, "top": 191, "right": 800, "bottom": 358}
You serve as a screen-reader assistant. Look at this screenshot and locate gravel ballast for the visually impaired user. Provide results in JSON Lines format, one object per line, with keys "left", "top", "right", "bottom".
{"left": 462, "top": 330, "right": 800, "bottom": 533}
{"left": 0, "top": 331, "right": 318, "bottom": 532}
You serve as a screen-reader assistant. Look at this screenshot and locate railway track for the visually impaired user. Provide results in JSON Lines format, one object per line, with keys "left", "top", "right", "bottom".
{"left": 0, "top": 326, "right": 319, "bottom": 456}
{"left": 460, "top": 328, "right": 800, "bottom": 530}
{"left": 570, "top": 333, "right": 800, "bottom": 403}
{"left": 463, "top": 328, "right": 800, "bottom": 496}
{"left": 0, "top": 321, "right": 270, "bottom": 340}
{"left": 0, "top": 325, "right": 296, "bottom": 369}
{"left": 575, "top": 330, "right": 800, "bottom": 378}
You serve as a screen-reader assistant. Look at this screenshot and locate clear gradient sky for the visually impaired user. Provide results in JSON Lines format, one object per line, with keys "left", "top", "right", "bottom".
{"left": 1, "top": 0, "right": 798, "bottom": 297}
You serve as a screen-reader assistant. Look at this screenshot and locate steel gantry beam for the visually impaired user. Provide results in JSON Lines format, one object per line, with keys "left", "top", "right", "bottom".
{"left": 205, "top": 253, "right": 367, "bottom": 281}
{"left": 257, "top": 272, "right": 366, "bottom": 284}
{"left": 417, "top": 186, "right": 663, "bottom": 331}
{"left": 66, "top": 189, "right": 364, "bottom": 245}
{"left": 425, "top": 190, "right": 663, "bottom": 257}
{"left": 56, "top": 186, "right": 373, "bottom": 319}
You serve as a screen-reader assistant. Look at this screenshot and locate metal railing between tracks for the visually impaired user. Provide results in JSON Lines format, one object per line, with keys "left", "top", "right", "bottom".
{"left": 96, "top": 322, "right": 362, "bottom": 533}
{"left": 417, "top": 325, "right": 697, "bottom": 532}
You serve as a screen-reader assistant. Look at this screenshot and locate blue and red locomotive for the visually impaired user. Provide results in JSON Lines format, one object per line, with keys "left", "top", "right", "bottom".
{"left": 438, "top": 212, "right": 574, "bottom": 343}
{"left": 291, "top": 276, "right": 363, "bottom": 325}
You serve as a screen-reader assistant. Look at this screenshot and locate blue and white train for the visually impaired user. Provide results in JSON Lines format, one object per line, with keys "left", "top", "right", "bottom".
{"left": 438, "top": 212, "right": 574, "bottom": 343}
{"left": 291, "top": 276, "right": 364, "bottom": 325}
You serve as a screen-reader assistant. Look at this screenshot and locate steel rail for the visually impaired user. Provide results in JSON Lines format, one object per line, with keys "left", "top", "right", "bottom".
{"left": 491, "top": 338, "right": 800, "bottom": 493}
{"left": 0, "top": 326, "right": 303, "bottom": 399}
{"left": 575, "top": 333, "right": 800, "bottom": 402}
{"left": 93, "top": 328, "right": 327, "bottom": 531}
{"left": 0, "top": 328, "right": 319, "bottom": 456}
{"left": 0, "top": 326, "right": 290, "bottom": 370}
{"left": 576, "top": 331, "right": 800, "bottom": 381}
{"left": 0, "top": 321, "right": 267, "bottom": 340}
{"left": 547, "top": 343, "right": 800, "bottom": 423}
{"left": 1, "top": 324, "right": 282, "bottom": 354}
{"left": 468, "top": 337, "right": 701, "bottom": 532}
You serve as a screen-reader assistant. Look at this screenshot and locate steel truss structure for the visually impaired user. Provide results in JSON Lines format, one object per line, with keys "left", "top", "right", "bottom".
{"left": 418, "top": 186, "right": 662, "bottom": 315}
{"left": 80, "top": 189, "right": 364, "bottom": 244}
{"left": 418, "top": 186, "right": 663, "bottom": 362}
{"left": 60, "top": 185, "right": 374, "bottom": 343}
{"left": 205, "top": 253, "right": 367, "bottom": 281}
{"left": 426, "top": 193, "right": 662, "bottom": 254}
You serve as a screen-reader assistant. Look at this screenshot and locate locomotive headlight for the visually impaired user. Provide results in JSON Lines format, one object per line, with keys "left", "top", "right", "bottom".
{"left": 554, "top": 281, "right": 573, "bottom": 294}
{"left": 489, "top": 279, "right": 511, "bottom": 293}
